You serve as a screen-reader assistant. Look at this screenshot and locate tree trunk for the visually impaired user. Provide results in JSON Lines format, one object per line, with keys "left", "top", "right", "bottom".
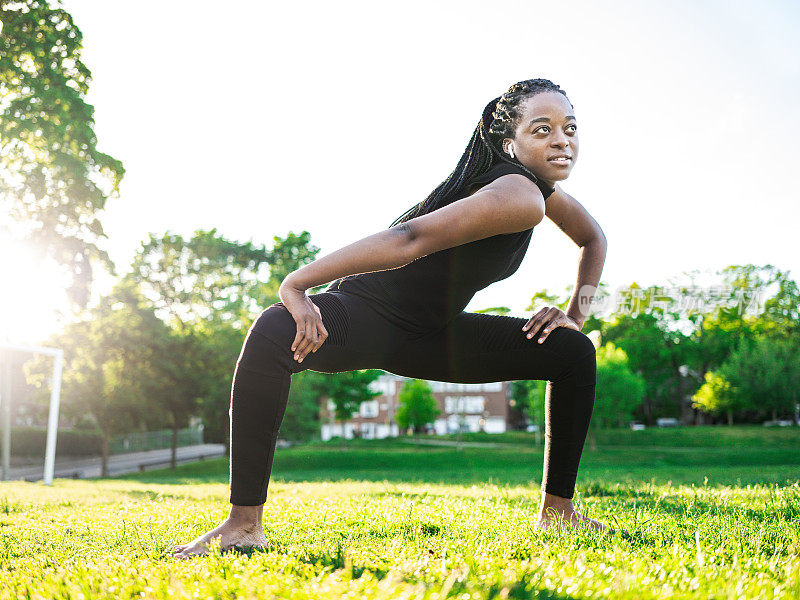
{"left": 587, "top": 430, "right": 597, "bottom": 451}
{"left": 727, "top": 411, "right": 733, "bottom": 426}
{"left": 676, "top": 371, "right": 693, "bottom": 426}
{"left": 171, "top": 424, "right": 178, "bottom": 470}
{"left": 772, "top": 409, "right": 777, "bottom": 422}
{"left": 340, "top": 421, "right": 347, "bottom": 451}
{"left": 101, "top": 434, "right": 110, "bottom": 477}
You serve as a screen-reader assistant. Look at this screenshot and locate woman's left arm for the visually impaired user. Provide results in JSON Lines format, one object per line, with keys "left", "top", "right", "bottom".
{"left": 522, "top": 184, "right": 607, "bottom": 341}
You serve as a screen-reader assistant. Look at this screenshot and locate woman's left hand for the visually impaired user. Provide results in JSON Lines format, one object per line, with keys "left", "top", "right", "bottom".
{"left": 522, "top": 306, "right": 581, "bottom": 344}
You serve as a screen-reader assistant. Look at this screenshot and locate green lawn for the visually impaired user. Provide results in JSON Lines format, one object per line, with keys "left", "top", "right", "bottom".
{"left": 1, "top": 427, "right": 799, "bottom": 599}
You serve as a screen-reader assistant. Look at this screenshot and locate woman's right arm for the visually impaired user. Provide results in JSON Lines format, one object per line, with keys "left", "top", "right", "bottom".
{"left": 282, "top": 173, "right": 544, "bottom": 294}
{"left": 280, "top": 224, "right": 414, "bottom": 364}
{"left": 281, "top": 174, "right": 543, "bottom": 362}
{"left": 280, "top": 224, "right": 414, "bottom": 293}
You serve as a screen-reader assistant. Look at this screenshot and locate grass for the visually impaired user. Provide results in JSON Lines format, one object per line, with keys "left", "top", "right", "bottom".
{"left": 1, "top": 426, "right": 799, "bottom": 599}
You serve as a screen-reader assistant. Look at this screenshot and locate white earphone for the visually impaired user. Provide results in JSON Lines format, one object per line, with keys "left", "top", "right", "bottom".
{"left": 507, "top": 144, "right": 515, "bottom": 159}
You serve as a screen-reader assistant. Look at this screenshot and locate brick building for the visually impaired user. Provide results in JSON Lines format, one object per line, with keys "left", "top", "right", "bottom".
{"left": 319, "top": 373, "right": 526, "bottom": 440}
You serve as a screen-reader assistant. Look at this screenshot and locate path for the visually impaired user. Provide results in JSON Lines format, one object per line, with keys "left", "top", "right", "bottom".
{"left": 4, "top": 443, "right": 226, "bottom": 482}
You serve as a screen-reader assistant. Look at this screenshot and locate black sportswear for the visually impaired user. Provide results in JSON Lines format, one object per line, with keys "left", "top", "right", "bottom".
{"left": 326, "top": 161, "right": 556, "bottom": 333}
{"left": 227, "top": 161, "right": 597, "bottom": 507}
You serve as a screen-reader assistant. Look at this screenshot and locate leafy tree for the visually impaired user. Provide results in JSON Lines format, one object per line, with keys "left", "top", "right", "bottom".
{"left": 140, "top": 325, "right": 207, "bottom": 469}
{"left": 509, "top": 379, "right": 545, "bottom": 445}
{"left": 395, "top": 379, "right": 440, "bottom": 436}
{"left": 323, "top": 369, "right": 382, "bottom": 450}
{"left": 127, "top": 229, "right": 272, "bottom": 330}
{"left": 601, "top": 310, "right": 683, "bottom": 423}
{"left": 692, "top": 371, "right": 740, "bottom": 425}
{"left": 746, "top": 265, "right": 800, "bottom": 342}
{"left": 126, "top": 228, "right": 324, "bottom": 452}
{"left": 268, "top": 231, "right": 325, "bottom": 294}
{"left": 187, "top": 321, "right": 243, "bottom": 447}
{"left": 24, "top": 280, "right": 167, "bottom": 474}
{"left": 590, "top": 343, "right": 646, "bottom": 444}
{"left": 1, "top": 0, "right": 124, "bottom": 308}
{"left": 717, "top": 336, "right": 800, "bottom": 422}
{"left": 280, "top": 371, "right": 325, "bottom": 442}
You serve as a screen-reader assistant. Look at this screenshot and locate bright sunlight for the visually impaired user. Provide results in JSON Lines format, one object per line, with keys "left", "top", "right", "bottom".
{"left": 0, "top": 233, "right": 72, "bottom": 345}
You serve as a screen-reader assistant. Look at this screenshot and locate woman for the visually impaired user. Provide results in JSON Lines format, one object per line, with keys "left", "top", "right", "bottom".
{"left": 173, "top": 78, "right": 613, "bottom": 558}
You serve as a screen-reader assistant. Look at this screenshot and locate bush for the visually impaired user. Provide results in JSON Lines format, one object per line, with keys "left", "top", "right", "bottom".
{"left": 10, "top": 427, "right": 103, "bottom": 456}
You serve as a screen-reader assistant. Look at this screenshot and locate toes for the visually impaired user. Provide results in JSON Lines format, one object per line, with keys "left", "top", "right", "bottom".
{"left": 173, "top": 547, "right": 201, "bottom": 559}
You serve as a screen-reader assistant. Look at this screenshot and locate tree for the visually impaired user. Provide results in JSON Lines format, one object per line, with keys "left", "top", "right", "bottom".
{"left": 717, "top": 336, "right": 800, "bottom": 422}
{"left": 323, "top": 369, "right": 382, "bottom": 450}
{"left": 141, "top": 325, "right": 207, "bottom": 469}
{"left": 586, "top": 342, "right": 646, "bottom": 450}
{"left": 601, "top": 309, "right": 683, "bottom": 423}
{"left": 509, "top": 379, "right": 545, "bottom": 446}
{"left": 24, "top": 280, "right": 168, "bottom": 475}
{"left": 280, "top": 371, "right": 326, "bottom": 442}
{"left": 126, "top": 228, "right": 324, "bottom": 453}
{"left": 127, "top": 229, "right": 272, "bottom": 330}
{"left": 395, "top": 379, "right": 440, "bottom": 436}
{"left": 692, "top": 371, "right": 740, "bottom": 425}
{"left": 188, "top": 321, "right": 243, "bottom": 446}
{"left": 1, "top": 0, "right": 124, "bottom": 308}
{"left": 750, "top": 266, "right": 800, "bottom": 342}
{"left": 267, "top": 231, "right": 325, "bottom": 294}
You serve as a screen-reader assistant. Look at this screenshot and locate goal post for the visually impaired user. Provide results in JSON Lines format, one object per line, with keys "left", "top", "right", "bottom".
{"left": 0, "top": 344, "right": 63, "bottom": 486}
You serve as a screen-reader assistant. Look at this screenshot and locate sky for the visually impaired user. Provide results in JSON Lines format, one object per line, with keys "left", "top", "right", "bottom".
{"left": 3, "top": 0, "right": 800, "bottom": 345}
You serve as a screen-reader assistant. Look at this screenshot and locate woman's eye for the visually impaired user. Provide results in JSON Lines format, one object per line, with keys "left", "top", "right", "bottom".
{"left": 534, "top": 124, "right": 577, "bottom": 134}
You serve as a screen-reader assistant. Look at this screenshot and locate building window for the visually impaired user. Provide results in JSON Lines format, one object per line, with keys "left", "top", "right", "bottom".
{"left": 360, "top": 400, "right": 380, "bottom": 418}
{"left": 444, "top": 396, "right": 486, "bottom": 414}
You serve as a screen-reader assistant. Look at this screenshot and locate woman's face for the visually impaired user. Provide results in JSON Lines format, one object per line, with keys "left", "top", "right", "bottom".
{"left": 503, "top": 91, "right": 578, "bottom": 186}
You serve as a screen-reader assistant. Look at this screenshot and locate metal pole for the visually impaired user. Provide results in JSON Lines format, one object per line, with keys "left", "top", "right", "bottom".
{"left": 0, "top": 344, "right": 63, "bottom": 485}
{"left": 43, "top": 350, "right": 63, "bottom": 486}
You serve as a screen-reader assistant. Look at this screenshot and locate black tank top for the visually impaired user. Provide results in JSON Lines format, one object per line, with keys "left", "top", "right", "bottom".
{"left": 326, "top": 161, "right": 555, "bottom": 334}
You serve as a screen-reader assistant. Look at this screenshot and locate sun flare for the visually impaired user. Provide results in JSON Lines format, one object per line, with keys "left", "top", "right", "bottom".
{"left": 0, "top": 234, "right": 72, "bottom": 345}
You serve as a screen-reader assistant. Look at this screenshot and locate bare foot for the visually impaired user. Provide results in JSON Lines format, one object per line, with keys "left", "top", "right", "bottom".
{"left": 172, "top": 518, "right": 268, "bottom": 559}
{"left": 534, "top": 510, "right": 615, "bottom": 533}
{"left": 534, "top": 492, "right": 630, "bottom": 537}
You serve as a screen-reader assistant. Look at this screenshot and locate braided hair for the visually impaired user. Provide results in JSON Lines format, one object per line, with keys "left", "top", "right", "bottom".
{"left": 388, "top": 78, "right": 572, "bottom": 229}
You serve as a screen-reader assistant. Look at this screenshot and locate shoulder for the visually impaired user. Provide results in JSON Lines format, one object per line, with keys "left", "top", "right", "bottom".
{"left": 467, "top": 161, "right": 555, "bottom": 200}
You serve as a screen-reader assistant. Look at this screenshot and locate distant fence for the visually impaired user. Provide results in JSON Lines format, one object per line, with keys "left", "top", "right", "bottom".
{"left": 10, "top": 426, "right": 205, "bottom": 456}
{"left": 110, "top": 428, "right": 203, "bottom": 454}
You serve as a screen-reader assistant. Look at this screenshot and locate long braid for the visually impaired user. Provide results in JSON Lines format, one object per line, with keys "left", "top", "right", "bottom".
{"left": 388, "top": 78, "right": 572, "bottom": 229}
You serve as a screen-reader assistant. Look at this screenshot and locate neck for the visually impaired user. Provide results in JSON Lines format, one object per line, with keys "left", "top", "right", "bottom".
{"left": 539, "top": 177, "right": 557, "bottom": 190}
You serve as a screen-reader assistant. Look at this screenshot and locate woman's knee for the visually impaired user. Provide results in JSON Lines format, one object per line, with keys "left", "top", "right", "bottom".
{"left": 549, "top": 328, "right": 597, "bottom": 381}
{"left": 249, "top": 303, "right": 296, "bottom": 349}
{"left": 237, "top": 315, "right": 294, "bottom": 376}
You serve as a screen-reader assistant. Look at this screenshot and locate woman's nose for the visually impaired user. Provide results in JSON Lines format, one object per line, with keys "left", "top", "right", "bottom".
{"left": 552, "top": 134, "right": 571, "bottom": 148}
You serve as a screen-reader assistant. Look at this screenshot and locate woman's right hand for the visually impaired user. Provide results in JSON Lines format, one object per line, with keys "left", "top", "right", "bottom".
{"left": 278, "top": 281, "right": 329, "bottom": 364}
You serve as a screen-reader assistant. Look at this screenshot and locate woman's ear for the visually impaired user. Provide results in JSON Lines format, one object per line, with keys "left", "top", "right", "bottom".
{"left": 503, "top": 139, "right": 515, "bottom": 158}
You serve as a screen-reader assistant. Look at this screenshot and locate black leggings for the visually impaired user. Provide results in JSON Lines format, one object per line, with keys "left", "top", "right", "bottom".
{"left": 229, "top": 290, "right": 597, "bottom": 506}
